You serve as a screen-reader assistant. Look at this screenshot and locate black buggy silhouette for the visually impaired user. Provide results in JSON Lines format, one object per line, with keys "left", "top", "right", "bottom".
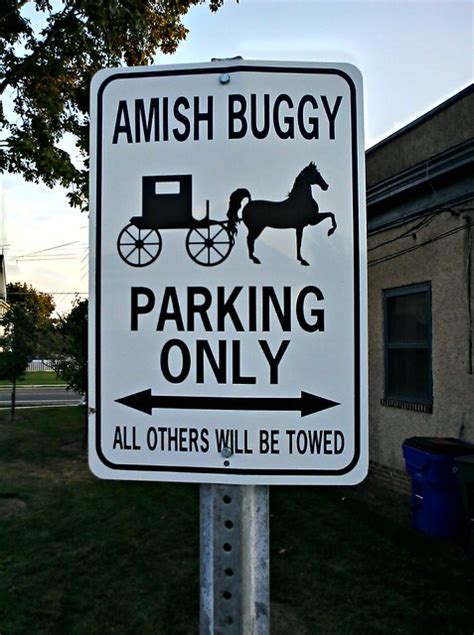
{"left": 117, "top": 175, "right": 234, "bottom": 267}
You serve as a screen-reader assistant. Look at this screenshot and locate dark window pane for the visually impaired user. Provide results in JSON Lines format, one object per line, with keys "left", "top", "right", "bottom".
{"left": 387, "top": 348, "right": 431, "bottom": 402}
{"left": 386, "top": 291, "right": 430, "bottom": 343}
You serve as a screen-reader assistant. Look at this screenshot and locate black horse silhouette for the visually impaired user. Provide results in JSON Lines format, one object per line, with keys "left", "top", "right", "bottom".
{"left": 226, "top": 162, "right": 336, "bottom": 266}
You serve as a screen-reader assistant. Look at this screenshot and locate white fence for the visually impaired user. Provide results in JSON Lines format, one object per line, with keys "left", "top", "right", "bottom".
{"left": 26, "top": 360, "right": 55, "bottom": 372}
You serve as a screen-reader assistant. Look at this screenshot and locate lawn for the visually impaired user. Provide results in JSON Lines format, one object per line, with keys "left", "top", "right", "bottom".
{"left": 0, "top": 408, "right": 473, "bottom": 634}
{"left": 0, "top": 371, "right": 66, "bottom": 387}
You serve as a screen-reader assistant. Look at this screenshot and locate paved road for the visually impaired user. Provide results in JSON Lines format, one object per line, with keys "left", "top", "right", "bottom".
{"left": 0, "top": 385, "right": 83, "bottom": 408}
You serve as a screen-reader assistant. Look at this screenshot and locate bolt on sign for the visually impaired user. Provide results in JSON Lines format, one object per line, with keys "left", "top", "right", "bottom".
{"left": 89, "top": 60, "right": 368, "bottom": 484}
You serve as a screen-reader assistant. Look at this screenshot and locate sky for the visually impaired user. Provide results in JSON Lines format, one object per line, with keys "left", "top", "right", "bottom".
{"left": 0, "top": 0, "right": 472, "bottom": 316}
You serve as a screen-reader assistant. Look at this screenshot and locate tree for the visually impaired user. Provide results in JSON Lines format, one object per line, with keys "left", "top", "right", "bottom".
{"left": 55, "top": 297, "right": 87, "bottom": 396}
{"left": 0, "top": 302, "right": 37, "bottom": 420}
{"left": 6, "top": 281, "right": 55, "bottom": 323}
{"left": 0, "top": 282, "right": 56, "bottom": 419}
{"left": 54, "top": 297, "right": 87, "bottom": 442}
{"left": 6, "top": 282, "right": 56, "bottom": 360}
{"left": 0, "top": 0, "right": 224, "bottom": 209}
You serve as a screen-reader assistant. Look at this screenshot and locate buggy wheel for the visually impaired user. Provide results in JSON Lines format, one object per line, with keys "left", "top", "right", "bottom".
{"left": 186, "top": 223, "right": 233, "bottom": 267}
{"left": 117, "top": 223, "right": 162, "bottom": 267}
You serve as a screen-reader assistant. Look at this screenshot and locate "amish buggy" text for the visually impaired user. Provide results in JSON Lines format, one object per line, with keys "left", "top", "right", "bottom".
{"left": 112, "top": 93, "right": 344, "bottom": 144}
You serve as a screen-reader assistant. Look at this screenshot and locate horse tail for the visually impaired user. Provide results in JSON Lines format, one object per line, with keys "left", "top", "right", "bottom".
{"left": 226, "top": 188, "right": 251, "bottom": 238}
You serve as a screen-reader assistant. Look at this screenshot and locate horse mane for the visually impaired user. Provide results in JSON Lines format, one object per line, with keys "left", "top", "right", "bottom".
{"left": 287, "top": 164, "right": 312, "bottom": 198}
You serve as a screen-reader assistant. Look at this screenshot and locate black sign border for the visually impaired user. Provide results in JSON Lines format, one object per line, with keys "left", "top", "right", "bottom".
{"left": 93, "top": 64, "right": 363, "bottom": 477}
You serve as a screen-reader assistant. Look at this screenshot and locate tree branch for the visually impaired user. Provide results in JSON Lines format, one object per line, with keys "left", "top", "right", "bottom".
{"left": 0, "top": 5, "right": 78, "bottom": 96}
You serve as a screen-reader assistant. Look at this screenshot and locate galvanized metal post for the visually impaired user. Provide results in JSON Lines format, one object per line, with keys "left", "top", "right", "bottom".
{"left": 200, "top": 484, "right": 269, "bottom": 634}
{"left": 241, "top": 485, "right": 270, "bottom": 634}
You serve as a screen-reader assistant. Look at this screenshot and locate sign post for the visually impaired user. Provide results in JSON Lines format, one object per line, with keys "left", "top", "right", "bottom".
{"left": 200, "top": 484, "right": 269, "bottom": 633}
{"left": 89, "top": 59, "right": 366, "bottom": 631}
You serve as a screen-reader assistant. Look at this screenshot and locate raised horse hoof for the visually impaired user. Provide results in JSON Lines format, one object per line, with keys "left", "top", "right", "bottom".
{"left": 328, "top": 225, "right": 337, "bottom": 237}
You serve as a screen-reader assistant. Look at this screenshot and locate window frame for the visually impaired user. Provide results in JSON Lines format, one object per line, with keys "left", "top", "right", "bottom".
{"left": 383, "top": 282, "right": 433, "bottom": 409}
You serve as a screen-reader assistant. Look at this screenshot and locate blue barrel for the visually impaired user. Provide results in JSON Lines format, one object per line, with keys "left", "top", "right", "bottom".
{"left": 402, "top": 437, "right": 474, "bottom": 539}
{"left": 454, "top": 454, "right": 474, "bottom": 555}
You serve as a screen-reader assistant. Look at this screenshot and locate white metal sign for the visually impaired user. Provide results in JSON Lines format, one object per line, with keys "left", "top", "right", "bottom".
{"left": 89, "top": 60, "right": 367, "bottom": 484}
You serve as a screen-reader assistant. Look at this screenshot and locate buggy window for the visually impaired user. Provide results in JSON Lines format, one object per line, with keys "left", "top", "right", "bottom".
{"left": 155, "top": 181, "right": 180, "bottom": 195}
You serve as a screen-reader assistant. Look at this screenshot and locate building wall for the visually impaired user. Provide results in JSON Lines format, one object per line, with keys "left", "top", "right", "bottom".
{"left": 366, "top": 87, "right": 474, "bottom": 187}
{"left": 368, "top": 210, "right": 474, "bottom": 472}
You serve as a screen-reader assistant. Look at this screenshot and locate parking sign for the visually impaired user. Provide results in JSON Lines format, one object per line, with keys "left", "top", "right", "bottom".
{"left": 89, "top": 60, "right": 367, "bottom": 484}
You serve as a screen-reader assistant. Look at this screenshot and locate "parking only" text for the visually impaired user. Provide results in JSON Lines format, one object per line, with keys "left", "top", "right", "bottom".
{"left": 130, "top": 284, "right": 325, "bottom": 385}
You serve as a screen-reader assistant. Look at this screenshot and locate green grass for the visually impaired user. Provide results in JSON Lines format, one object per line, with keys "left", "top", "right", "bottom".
{"left": 0, "top": 371, "right": 66, "bottom": 387}
{"left": 0, "top": 408, "right": 473, "bottom": 634}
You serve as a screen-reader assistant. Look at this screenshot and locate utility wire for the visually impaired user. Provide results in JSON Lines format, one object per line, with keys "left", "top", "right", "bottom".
{"left": 368, "top": 224, "right": 467, "bottom": 267}
{"left": 368, "top": 204, "right": 474, "bottom": 241}
{"left": 16, "top": 256, "right": 79, "bottom": 262}
{"left": 368, "top": 212, "right": 440, "bottom": 252}
{"left": 6, "top": 291, "right": 88, "bottom": 295}
{"left": 14, "top": 240, "right": 79, "bottom": 259}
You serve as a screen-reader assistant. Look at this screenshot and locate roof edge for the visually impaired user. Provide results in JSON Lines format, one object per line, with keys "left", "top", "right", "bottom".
{"left": 366, "top": 84, "right": 474, "bottom": 155}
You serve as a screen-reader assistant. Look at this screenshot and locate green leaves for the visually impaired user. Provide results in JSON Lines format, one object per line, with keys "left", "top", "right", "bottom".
{"left": 55, "top": 298, "right": 87, "bottom": 396}
{"left": 6, "top": 282, "right": 55, "bottom": 326}
{"left": 0, "top": 283, "right": 57, "bottom": 388}
{"left": 1, "top": 0, "right": 226, "bottom": 210}
{"left": 0, "top": 303, "right": 37, "bottom": 385}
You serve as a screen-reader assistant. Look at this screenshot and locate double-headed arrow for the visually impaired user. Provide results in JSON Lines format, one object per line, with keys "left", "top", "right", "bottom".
{"left": 115, "top": 389, "right": 339, "bottom": 418}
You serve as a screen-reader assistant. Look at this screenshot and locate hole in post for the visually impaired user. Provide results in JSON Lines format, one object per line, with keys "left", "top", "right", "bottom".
{"left": 224, "top": 520, "right": 234, "bottom": 529}
{"left": 224, "top": 616, "right": 234, "bottom": 625}
{"left": 225, "top": 568, "right": 234, "bottom": 577}
{"left": 223, "top": 495, "right": 232, "bottom": 504}
{"left": 223, "top": 542, "right": 232, "bottom": 552}
{"left": 223, "top": 591, "right": 232, "bottom": 600}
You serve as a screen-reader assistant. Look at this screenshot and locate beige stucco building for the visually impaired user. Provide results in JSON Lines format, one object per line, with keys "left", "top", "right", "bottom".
{"left": 366, "top": 85, "right": 474, "bottom": 490}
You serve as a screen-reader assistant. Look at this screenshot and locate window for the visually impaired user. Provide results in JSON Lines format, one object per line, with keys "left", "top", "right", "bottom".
{"left": 383, "top": 283, "right": 432, "bottom": 411}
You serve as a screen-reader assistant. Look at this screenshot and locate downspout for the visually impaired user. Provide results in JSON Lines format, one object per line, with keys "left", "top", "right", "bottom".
{"left": 465, "top": 215, "right": 472, "bottom": 375}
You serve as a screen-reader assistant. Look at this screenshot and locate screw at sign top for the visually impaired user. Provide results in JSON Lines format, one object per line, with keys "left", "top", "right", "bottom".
{"left": 219, "top": 73, "right": 230, "bottom": 84}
